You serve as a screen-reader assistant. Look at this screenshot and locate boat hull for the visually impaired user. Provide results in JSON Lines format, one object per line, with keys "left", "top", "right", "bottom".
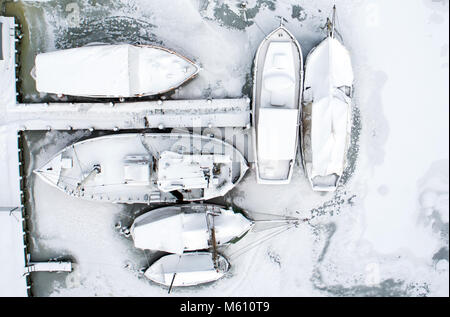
{"left": 301, "top": 37, "right": 353, "bottom": 191}
{"left": 34, "top": 133, "right": 248, "bottom": 204}
{"left": 252, "top": 26, "right": 303, "bottom": 185}
{"left": 144, "top": 252, "right": 230, "bottom": 287}
{"left": 131, "top": 203, "right": 254, "bottom": 254}
{"left": 34, "top": 44, "right": 200, "bottom": 98}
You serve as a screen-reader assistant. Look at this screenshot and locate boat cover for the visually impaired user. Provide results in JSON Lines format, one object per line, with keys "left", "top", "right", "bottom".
{"left": 35, "top": 44, "right": 198, "bottom": 97}
{"left": 157, "top": 151, "right": 231, "bottom": 192}
{"left": 303, "top": 37, "right": 353, "bottom": 183}
{"left": 257, "top": 108, "right": 298, "bottom": 161}
{"left": 145, "top": 252, "right": 227, "bottom": 287}
{"left": 131, "top": 205, "right": 253, "bottom": 254}
{"left": 133, "top": 210, "right": 208, "bottom": 254}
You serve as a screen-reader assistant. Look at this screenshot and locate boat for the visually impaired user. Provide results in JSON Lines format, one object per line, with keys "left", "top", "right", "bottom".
{"left": 32, "top": 44, "right": 200, "bottom": 98}
{"left": 144, "top": 252, "right": 229, "bottom": 287}
{"left": 301, "top": 6, "right": 354, "bottom": 191}
{"left": 34, "top": 133, "right": 248, "bottom": 203}
{"left": 252, "top": 25, "right": 303, "bottom": 184}
{"left": 131, "top": 204, "right": 254, "bottom": 254}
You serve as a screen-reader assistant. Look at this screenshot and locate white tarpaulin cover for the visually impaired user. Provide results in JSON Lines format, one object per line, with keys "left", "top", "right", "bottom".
{"left": 303, "top": 37, "right": 353, "bottom": 186}
{"left": 311, "top": 94, "right": 350, "bottom": 176}
{"left": 304, "top": 37, "right": 353, "bottom": 96}
{"left": 131, "top": 205, "right": 253, "bottom": 254}
{"left": 35, "top": 44, "right": 198, "bottom": 97}
{"left": 132, "top": 208, "right": 188, "bottom": 254}
{"left": 144, "top": 252, "right": 228, "bottom": 287}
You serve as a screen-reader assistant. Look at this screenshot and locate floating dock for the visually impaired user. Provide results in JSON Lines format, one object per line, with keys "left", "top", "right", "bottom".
{"left": 5, "top": 98, "right": 251, "bottom": 131}
{"left": 0, "top": 16, "right": 17, "bottom": 108}
{"left": 0, "top": 17, "right": 27, "bottom": 297}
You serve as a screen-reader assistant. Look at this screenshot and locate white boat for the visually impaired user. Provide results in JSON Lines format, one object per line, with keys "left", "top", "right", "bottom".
{"left": 131, "top": 204, "right": 254, "bottom": 254}
{"left": 252, "top": 26, "right": 303, "bottom": 184}
{"left": 33, "top": 44, "right": 200, "bottom": 98}
{"left": 34, "top": 133, "right": 248, "bottom": 203}
{"left": 301, "top": 6, "right": 354, "bottom": 192}
{"left": 144, "top": 252, "right": 229, "bottom": 287}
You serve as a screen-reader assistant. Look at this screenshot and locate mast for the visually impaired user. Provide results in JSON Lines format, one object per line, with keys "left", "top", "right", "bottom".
{"left": 331, "top": 5, "right": 336, "bottom": 39}
{"left": 76, "top": 164, "right": 100, "bottom": 192}
{"left": 210, "top": 225, "right": 219, "bottom": 271}
{"left": 168, "top": 273, "right": 176, "bottom": 294}
{"left": 206, "top": 210, "right": 219, "bottom": 271}
{"left": 168, "top": 255, "right": 182, "bottom": 294}
{"left": 326, "top": 5, "right": 337, "bottom": 38}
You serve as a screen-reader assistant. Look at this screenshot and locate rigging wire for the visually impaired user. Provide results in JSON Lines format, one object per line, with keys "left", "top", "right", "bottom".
{"left": 227, "top": 223, "right": 296, "bottom": 260}
{"left": 72, "top": 145, "right": 87, "bottom": 177}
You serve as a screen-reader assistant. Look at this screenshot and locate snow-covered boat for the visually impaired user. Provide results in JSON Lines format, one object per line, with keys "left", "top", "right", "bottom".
{"left": 144, "top": 252, "right": 229, "bottom": 287}
{"left": 252, "top": 26, "right": 303, "bottom": 184}
{"left": 131, "top": 204, "right": 254, "bottom": 254}
{"left": 301, "top": 6, "right": 354, "bottom": 192}
{"left": 33, "top": 44, "right": 199, "bottom": 98}
{"left": 34, "top": 133, "right": 248, "bottom": 203}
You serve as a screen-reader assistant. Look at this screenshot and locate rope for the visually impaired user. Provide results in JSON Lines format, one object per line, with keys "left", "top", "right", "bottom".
{"left": 228, "top": 223, "right": 295, "bottom": 260}
{"left": 253, "top": 20, "right": 268, "bottom": 38}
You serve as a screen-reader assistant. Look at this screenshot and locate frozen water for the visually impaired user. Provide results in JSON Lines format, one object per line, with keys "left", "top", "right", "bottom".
{"left": 1, "top": 0, "right": 448, "bottom": 296}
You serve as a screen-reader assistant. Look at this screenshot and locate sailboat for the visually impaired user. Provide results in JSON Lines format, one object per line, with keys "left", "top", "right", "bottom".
{"left": 137, "top": 205, "right": 303, "bottom": 288}
{"left": 252, "top": 25, "right": 303, "bottom": 184}
{"left": 32, "top": 44, "right": 200, "bottom": 98}
{"left": 131, "top": 204, "right": 254, "bottom": 254}
{"left": 144, "top": 251, "right": 230, "bottom": 287}
{"left": 301, "top": 6, "right": 354, "bottom": 191}
{"left": 34, "top": 133, "right": 248, "bottom": 204}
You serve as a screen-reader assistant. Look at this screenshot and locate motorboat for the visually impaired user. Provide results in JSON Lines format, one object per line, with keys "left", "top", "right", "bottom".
{"left": 34, "top": 133, "right": 248, "bottom": 203}
{"left": 32, "top": 44, "right": 199, "bottom": 98}
{"left": 252, "top": 26, "right": 303, "bottom": 184}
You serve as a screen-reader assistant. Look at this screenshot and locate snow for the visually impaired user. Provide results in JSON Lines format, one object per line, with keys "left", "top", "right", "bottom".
{"left": 34, "top": 133, "right": 248, "bottom": 203}
{"left": 355, "top": 0, "right": 449, "bottom": 258}
{"left": 3, "top": 98, "right": 250, "bottom": 130}
{"left": 256, "top": 107, "right": 298, "bottom": 181}
{"left": 36, "top": 44, "right": 131, "bottom": 97}
{"left": 261, "top": 41, "right": 296, "bottom": 107}
{"left": 145, "top": 252, "right": 228, "bottom": 287}
{"left": 257, "top": 108, "right": 298, "bottom": 161}
{"left": 253, "top": 26, "right": 302, "bottom": 183}
{"left": 131, "top": 204, "right": 253, "bottom": 254}
{"left": 157, "top": 152, "right": 231, "bottom": 192}
{"left": 0, "top": 209, "right": 28, "bottom": 297}
{"left": 0, "top": 0, "right": 448, "bottom": 297}
{"left": 35, "top": 44, "right": 199, "bottom": 97}
{"left": 0, "top": 128, "right": 21, "bottom": 207}
{"left": 26, "top": 261, "right": 72, "bottom": 273}
{"left": 304, "top": 38, "right": 354, "bottom": 98}
{"left": 303, "top": 37, "right": 353, "bottom": 189}
{"left": 132, "top": 207, "right": 187, "bottom": 254}
{"left": 0, "top": 17, "right": 16, "bottom": 108}
{"left": 310, "top": 95, "right": 350, "bottom": 176}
